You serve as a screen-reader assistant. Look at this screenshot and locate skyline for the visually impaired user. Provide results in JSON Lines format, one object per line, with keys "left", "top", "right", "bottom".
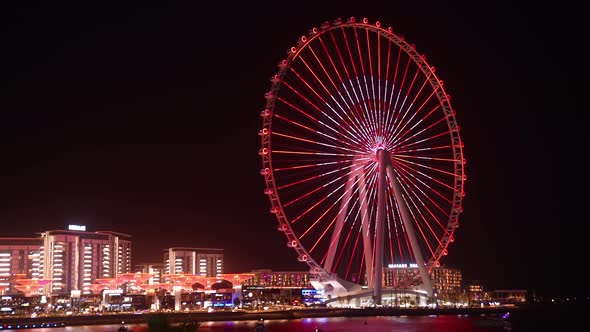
{"left": 1, "top": 3, "right": 583, "bottom": 297}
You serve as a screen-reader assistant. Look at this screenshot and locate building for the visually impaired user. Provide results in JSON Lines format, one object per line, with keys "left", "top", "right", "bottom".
{"left": 0, "top": 226, "right": 132, "bottom": 297}
{"left": 490, "top": 289, "right": 527, "bottom": 305}
{"left": 467, "top": 280, "right": 489, "bottom": 305}
{"left": 430, "top": 266, "right": 462, "bottom": 303}
{"left": 0, "top": 237, "right": 44, "bottom": 294}
{"left": 134, "top": 263, "right": 166, "bottom": 284}
{"left": 242, "top": 269, "right": 312, "bottom": 288}
{"left": 383, "top": 264, "right": 421, "bottom": 289}
{"left": 241, "top": 270, "right": 314, "bottom": 308}
{"left": 40, "top": 228, "right": 132, "bottom": 295}
{"left": 163, "top": 247, "right": 223, "bottom": 277}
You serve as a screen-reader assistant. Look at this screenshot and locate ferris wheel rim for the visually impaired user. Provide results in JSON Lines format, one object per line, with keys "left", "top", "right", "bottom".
{"left": 259, "top": 17, "right": 466, "bottom": 281}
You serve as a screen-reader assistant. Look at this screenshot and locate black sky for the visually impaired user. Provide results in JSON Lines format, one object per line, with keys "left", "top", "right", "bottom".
{"left": 1, "top": 3, "right": 584, "bottom": 297}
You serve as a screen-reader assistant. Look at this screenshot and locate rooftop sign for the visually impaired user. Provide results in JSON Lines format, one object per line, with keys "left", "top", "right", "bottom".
{"left": 68, "top": 224, "right": 86, "bottom": 231}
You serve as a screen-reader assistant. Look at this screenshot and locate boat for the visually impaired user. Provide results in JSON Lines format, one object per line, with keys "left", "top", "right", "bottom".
{"left": 254, "top": 318, "right": 266, "bottom": 332}
{"left": 117, "top": 321, "right": 128, "bottom": 331}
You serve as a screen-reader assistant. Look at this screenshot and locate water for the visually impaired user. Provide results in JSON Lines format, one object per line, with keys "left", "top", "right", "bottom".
{"left": 6, "top": 304, "right": 589, "bottom": 332}
{"left": 2, "top": 314, "right": 513, "bottom": 331}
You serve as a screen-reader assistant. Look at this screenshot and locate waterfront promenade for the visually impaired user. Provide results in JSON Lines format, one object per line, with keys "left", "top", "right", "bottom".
{"left": 0, "top": 306, "right": 517, "bottom": 328}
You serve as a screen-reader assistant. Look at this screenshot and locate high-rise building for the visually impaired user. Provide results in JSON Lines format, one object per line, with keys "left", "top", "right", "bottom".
{"left": 163, "top": 247, "right": 223, "bottom": 277}
{"left": 40, "top": 228, "right": 132, "bottom": 295}
{"left": 0, "top": 226, "right": 133, "bottom": 296}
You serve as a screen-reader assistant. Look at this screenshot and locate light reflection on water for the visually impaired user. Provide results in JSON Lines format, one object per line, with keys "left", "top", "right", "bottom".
{"left": 4, "top": 314, "right": 512, "bottom": 332}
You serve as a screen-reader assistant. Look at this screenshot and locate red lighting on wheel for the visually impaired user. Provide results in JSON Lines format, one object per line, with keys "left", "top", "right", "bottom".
{"left": 258, "top": 17, "right": 466, "bottom": 291}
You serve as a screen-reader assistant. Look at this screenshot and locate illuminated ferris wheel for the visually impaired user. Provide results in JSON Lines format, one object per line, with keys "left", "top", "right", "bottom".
{"left": 259, "top": 17, "right": 466, "bottom": 300}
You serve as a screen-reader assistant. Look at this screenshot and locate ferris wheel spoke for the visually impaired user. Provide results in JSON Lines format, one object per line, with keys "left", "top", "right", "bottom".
{"left": 391, "top": 108, "right": 445, "bottom": 149}
{"left": 391, "top": 153, "right": 459, "bottom": 179}
{"left": 322, "top": 32, "right": 374, "bottom": 141}
{"left": 392, "top": 156, "right": 456, "bottom": 199}
{"left": 386, "top": 188, "right": 411, "bottom": 263}
{"left": 348, "top": 226, "right": 365, "bottom": 281}
{"left": 396, "top": 143, "right": 453, "bottom": 155}
{"left": 353, "top": 27, "right": 380, "bottom": 136}
{"left": 387, "top": 57, "right": 412, "bottom": 131}
{"left": 382, "top": 46, "right": 403, "bottom": 130}
{"left": 380, "top": 38, "right": 392, "bottom": 116}
{"left": 384, "top": 208, "right": 395, "bottom": 264}
{"left": 366, "top": 28, "right": 380, "bottom": 116}
{"left": 273, "top": 113, "right": 363, "bottom": 152}
{"left": 283, "top": 71, "right": 367, "bottom": 146}
{"left": 282, "top": 164, "right": 356, "bottom": 207}
{"left": 388, "top": 79, "right": 436, "bottom": 144}
{"left": 393, "top": 165, "right": 455, "bottom": 250}
{"left": 351, "top": 27, "right": 371, "bottom": 104}
{"left": 305, "top": 44, "right": 374, "bottom": 143}
{"left": 389, "top": 70, "right": 422, "bottom": 135}
{"left": 297, "top": 54, "right": 368, "bottom": 141}
{"left": 275, "top": 160, "right": 355, "bottom": 182}
{"left": 280, "top": 77, "right": 366, "bottom": 147}
{"left": 330, "top": 202, "right": 362, "bottom": 273}
{"left": 339, "top": 27, "right": 378, "bottom": 136}
{"left": 306, "top": 172, "right": 367, "bottom": 258}
{"left": 398, "top": 191, "right": 437, "bottom": 259}
{"left": 397, "top": 165, "right": 452, "bottom": 223}
{"left": 376, "top": 31, "right": 382, "bottom": 128}
{"left": 398, "top": 175, "right": 446, "bottom": 249}
{"left": 339, "top": 81, "right": 376, "bottom": 142}
{"left": 273, "top": 131, "right": 363, "bottom": 154}
{"left": 394, "top": 138, "right": 460, "bottom": 163}
{"left": 272, "top": 150, "right": 357, "bottom": 158}
{"left": 286, "top": 164, "right": 360, "bottom": 225}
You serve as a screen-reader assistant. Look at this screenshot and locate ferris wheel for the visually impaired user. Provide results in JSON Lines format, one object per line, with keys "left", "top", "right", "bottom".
{"left": 259, "top": 17, "right": 466, "bottom": 299}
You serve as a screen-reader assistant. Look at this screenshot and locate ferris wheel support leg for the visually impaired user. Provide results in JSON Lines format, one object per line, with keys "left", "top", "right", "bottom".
{"left": 324, "top": 166, "right": 357, "bottom": 273}
{"left": 374, "top": 149, "right": 387, "bottom": 305}
{"left": 356, "top": 166, "right": 374, "bottom": 288}
{"left": 386, "top": 164, "right": 434, "bottom": 298}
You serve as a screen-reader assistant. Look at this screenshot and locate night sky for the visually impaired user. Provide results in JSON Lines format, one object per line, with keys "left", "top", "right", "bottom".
{"left": 1, "top": 3, "right": 583, "bottom": 297}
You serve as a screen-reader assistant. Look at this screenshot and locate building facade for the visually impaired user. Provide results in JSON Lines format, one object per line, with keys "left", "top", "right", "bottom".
{"left": 241, "top": 269, "right": 312, "bottom": 288}
{"left": 430, "top": 266, "right": 462, "bottom": 303}
{"left": 134, "top": 263, "right": 166, "bottom": 284}
{"left": 164, "top": 247, "right": 223, "bottom": 277}
{"left": 240, "top": 270, "right": 314, "bottom": 308}
{"left": 0, "top": 227, "right": 132, "bottom": 296}
{"left": 383, "top": 264, "right": 463, "bottom": 303}
{"left": 40, "top": 229, "right": 132, "bottom": 295}
{"left": 0, "top": 238, "right": 44, "bottom": 294}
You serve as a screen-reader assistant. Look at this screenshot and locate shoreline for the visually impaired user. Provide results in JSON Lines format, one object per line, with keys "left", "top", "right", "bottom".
{"left": 0, "top": 306, "right": 520, "bottom": 327}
